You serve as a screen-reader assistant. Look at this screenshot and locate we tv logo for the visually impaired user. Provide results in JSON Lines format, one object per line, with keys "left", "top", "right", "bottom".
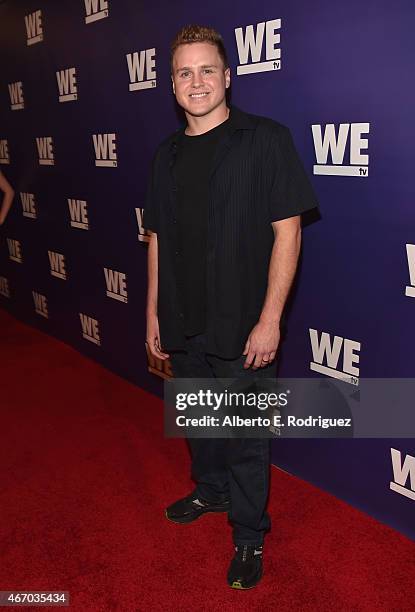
{"left": 56, "top": 69, "right": 78, "bottom": 102}
{"left": 135, "top": 208, "right": 150, "bottom": 242}
{"left": 0, "top": 140, "right": 10, "bottom": 164}
{"left": 32, "top": 291, "right": 48, "bottom": 318}
{"left": 104, "top": 268, "right": 128, "bottom": 303}
{"left": 235, "top": 19, "right": 281, "bottom": 76}
{"left": 25, "top": 10, "right": 43, "bottom": 45}
{"left": 309, "top": 328, "right": 361, "bottom": 386}
{"left": 126, "top": 49, "right": 157, "bottom": 91}
{"left": 84, "top": 0, "right": 108, "bottom": 24}
{"left": 390, "top": 448, "right": 415, "bottom": 501}
{"left": 8, "top": 82, "right": 24, "bottom": 110}
{"left": 0, "top": 277, "right": 10, "bottom": 298}
{"left": 68, "top": 198, "right": 89, "bottom": 230}
{"left": 21, "top": 193, "right": 37, "bottom": 219}
{"left": 405, "top": 244, "right": 415, "bottom": 298}
{"left": 7, "top": 239, "right": 22, "bottom": 263}
{"left": 36, "top": 137, "right": 54, "bottom": 165}
{"left": 80, "top": 313, "right": 101, "bottom": 345}
{"left": 48, "top": 251, "right": 67, "bottom": 280}
{"left": 93, "top": 134, "right": 117, "bottom": 167}
{"left": 312, "top": 123, "right": 369, "bottom": 177}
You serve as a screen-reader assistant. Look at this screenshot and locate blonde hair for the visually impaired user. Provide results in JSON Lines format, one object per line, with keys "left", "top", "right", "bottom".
{"left": 170, "top": 24, "right": 229, "bottom": 71}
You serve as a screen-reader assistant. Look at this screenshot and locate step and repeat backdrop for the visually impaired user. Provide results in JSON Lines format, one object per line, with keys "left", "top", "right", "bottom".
{"left": 1, "top": 0, "right": 414, "bottom": 539}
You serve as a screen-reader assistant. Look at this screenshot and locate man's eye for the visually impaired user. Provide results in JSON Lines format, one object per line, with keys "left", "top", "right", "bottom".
{"left": 180, "top": 72, "right": 190, "bottom": 78}
{"left": 203, "top": 69, "right": 213, "bottom": 74}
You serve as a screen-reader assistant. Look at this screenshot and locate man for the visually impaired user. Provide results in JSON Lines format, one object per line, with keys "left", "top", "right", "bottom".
{"left": 144, "top": 25, "right": 318, "bottom": 589}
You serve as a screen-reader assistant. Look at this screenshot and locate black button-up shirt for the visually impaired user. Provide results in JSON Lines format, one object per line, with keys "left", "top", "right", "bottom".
{"left": 143, "top": 105, "right": 318, "bottom": 359}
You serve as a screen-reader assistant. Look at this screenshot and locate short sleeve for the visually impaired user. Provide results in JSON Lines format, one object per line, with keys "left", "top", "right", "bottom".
{"left": 268, "top": 126, "right": 319, "bottom": 222}
{"left": 142, "top": 150, "right": 159, "bottom": 233}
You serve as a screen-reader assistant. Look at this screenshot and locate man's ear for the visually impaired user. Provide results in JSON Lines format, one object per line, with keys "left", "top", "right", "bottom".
{"left": 171, "top": 75, "right": 176, "bottom": 95}
{"left": 225, "top": 67, "right": 231, "bottom": 89}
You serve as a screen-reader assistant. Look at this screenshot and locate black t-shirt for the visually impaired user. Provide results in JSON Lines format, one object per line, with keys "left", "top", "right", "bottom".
{"left": 174, "top": 117, "right": 230, "bottom": 336}
{"left": 143, "top": 105, "right": 319, "bottom": 358}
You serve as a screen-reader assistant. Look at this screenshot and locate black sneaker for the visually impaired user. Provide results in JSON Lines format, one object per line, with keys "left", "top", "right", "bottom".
{"left": 165, "top": 491, "right": 230, "bottom": 524}
{"left": 227, "top": 544, "right": 263, "bottom": 589}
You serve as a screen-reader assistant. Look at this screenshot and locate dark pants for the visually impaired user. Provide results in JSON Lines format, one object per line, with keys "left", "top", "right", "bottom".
{"left": 169, "top": 332, "right": 272, "bottom": 546}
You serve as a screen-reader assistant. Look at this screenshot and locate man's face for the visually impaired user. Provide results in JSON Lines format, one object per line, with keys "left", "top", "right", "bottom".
{"left": 171, "top": 42, "right": 230, "bottom": 117}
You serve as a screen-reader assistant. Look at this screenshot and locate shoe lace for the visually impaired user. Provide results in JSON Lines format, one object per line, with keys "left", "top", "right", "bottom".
{"left": 191, "top": 497, "right": 208, "bottom": 507}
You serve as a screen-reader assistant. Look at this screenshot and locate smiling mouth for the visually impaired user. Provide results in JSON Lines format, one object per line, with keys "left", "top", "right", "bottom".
{"left": 189, "top": 92, "right": 210, "bottom": 98}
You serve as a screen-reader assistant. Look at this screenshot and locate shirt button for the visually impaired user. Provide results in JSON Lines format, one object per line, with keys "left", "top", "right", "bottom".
{"left": 175, "top": 250, "right": 180, "bottom": 256}
{"left": 172, "top": 218, "right": 177, "bottom": 224}
{"left": 179, "top": 313, "right": 184, "bottom": 318}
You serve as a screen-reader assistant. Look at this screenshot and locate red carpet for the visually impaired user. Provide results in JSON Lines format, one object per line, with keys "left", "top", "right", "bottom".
{"left": 1, "top": 308, "right": 414, "bottom": 611}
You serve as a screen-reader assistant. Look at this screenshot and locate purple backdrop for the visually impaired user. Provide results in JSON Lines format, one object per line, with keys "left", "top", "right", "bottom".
{"left": 1, "top": 0, "right": 414, "bottom": 540}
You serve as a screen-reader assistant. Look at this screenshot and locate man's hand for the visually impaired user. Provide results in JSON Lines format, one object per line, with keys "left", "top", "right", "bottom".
{"left": 242, "top": 320, "right": 280, "bottom": 369}
{"left": 146, "top": 312, "right": 169, "bottom": 360}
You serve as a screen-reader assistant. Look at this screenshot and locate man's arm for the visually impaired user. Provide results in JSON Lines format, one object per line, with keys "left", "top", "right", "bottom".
{"left": 243, "top": 215, "right": 301, "bottom": 369}
{"left": 146, "top": 231, "right": 169, "bottom": 359}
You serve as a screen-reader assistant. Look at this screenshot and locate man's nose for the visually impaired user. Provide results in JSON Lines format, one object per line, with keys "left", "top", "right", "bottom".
{"left": 191, "top": 71, "right": 203, "bottom": 87}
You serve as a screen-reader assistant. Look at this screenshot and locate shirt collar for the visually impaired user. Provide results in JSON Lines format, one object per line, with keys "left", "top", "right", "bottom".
{"left": 226, "top": 105, "right": 256, "bottom": 131}
{"left": 170, "top": 104, "right": 255, "bottom": 151}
